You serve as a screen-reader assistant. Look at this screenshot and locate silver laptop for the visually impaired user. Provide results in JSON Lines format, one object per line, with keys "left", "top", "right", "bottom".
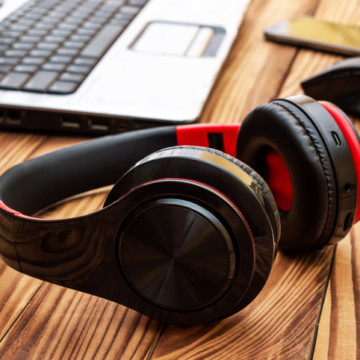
{"left": 0, "top": 0, "right": 250, "bottom": 134}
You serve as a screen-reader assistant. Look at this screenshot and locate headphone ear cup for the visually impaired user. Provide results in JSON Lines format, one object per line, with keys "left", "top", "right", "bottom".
{"left": 104, "top": 145, "right": 279, "bottom": 319}
{"left": 105, "top": 146, "right": 280, "bottom": 244}
{"left": 236, "top": 95, "right": 357, "bottom": 252}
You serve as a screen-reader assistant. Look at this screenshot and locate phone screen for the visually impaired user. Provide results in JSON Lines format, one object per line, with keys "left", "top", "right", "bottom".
{"left": 265, "top": 16, "right": 360, "bottom": 55}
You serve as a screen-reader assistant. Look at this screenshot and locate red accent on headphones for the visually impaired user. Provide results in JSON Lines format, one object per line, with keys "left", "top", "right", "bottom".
{"left": 264, "top": 151, "right": 293, "bottom": 211}
{"left": 176, "top": 124, "right": 240, "bottom": 156}
{"left": 0, "top": 200, "right": 36, "bottom": 220}
{"left": 320, "top": 101, "right": 360, "bottom": 222}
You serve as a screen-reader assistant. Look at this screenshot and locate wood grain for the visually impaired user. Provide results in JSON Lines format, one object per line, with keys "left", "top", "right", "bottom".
{"left": 0, "top": 282, "right": 162, "bottom": 360}
{"left": 201, "top": 0, "right": 318, "bottom": 124}
{"left": 152, "top": 248, "right": 335, "bottom": 359}
{"left": 313, "top": 228, "right": 360, "bottom": 360}
{"left": 278, "top": 0, "right": 360, "bottom": 357}
{"left": 0, "top": 0, "right": 358, "bottom": 357}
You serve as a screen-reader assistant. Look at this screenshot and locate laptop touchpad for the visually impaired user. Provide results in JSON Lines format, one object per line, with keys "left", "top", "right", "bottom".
{"left": 131, "top": 22, "right": 224, "bottom": 57}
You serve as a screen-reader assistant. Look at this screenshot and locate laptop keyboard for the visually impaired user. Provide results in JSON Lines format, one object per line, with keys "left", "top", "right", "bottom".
{"left": 0, "top": 0, "right": 147, "bottom": 94}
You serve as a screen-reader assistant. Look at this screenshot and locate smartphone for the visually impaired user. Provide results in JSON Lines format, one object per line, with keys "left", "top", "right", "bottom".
{"left": 264, "top": 16, "right": 360, "bottom": 56}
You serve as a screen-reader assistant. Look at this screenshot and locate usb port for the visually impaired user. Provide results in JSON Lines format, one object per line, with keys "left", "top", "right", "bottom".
{"left": 89, "top": 118, "right": 110, "bottom": 132}
{"left": 5, "top": 110, "right": 22, "bottom": 126}
{"left": 61, "top": 117, "right": 81, "bottom": 129}
{"left": 116, "top": 121, "right": 128, "bottom": 132}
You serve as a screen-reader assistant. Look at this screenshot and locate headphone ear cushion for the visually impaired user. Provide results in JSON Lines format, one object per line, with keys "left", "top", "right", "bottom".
{"left": 236, "top": 99, "right": 338, "bottom": 252}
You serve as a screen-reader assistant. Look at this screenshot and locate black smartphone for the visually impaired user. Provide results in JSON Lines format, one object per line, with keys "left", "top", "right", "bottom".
{"left": 264, "top": 16, "right": 360, "bottom": 56}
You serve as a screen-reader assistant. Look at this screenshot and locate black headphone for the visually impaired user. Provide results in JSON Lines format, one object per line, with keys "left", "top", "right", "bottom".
{"left": 0, "top": 95, "right": 359, "bottom": 325}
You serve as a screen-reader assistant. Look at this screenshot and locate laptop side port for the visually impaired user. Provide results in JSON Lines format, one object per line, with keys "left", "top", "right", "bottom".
{"left": 89, "top": 118, "right": 110, "bottom": 132}
{"left": 0, "top": 110, "right": 5, "bottom": 123}
{"left": 115, "top": 120, "right": 128, "bottom": 132}
{"left": 5, "top": 110, "right": 23, "bottom": 126}
{"left": 60, "top": 116, "right": 81, "bottom": 129}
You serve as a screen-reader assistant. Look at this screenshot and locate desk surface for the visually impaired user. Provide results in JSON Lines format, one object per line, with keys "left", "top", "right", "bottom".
{"left": 0, "top": 0, "right": 360, "bottom": 359}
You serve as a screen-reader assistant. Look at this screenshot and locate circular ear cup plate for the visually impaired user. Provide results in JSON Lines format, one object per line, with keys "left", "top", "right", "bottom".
{"left": 118, "top": 185, "right": 242, "bottom": 312}
{"left": 115, "top": 178, "right": 254, "bottom": 323}
{"left": 237, "top": 95, "right": 357, "bottom": 251}
{"left": 106, "top": 146, "right": 278, "bottom": 322}
{"left": 120, "top": 198, "right": 235, "bottom": 311}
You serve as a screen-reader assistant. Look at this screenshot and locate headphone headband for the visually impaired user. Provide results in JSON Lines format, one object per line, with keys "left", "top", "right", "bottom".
{"left": 0, "top": 124, "right": 241, "bottom": 217}
{"left": 0, "top": 126, "right": 177, "bottom": 216}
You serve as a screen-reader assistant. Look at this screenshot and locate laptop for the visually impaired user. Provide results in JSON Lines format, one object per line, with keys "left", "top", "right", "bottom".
{"left": 0, "top": 0, "right": 250, "bottom": 134}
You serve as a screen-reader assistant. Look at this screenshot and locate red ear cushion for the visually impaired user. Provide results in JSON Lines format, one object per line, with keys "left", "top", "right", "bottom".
{"left": 237, "top": 100, "right": 338, "bottom": 252}
{"left": 265, "top": 150, "right": 293, "bottom": 212}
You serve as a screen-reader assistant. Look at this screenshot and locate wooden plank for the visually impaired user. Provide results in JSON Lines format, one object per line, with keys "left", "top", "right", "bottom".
{"left": 276, "top": 0, "right": 360, "bottom": 357}
{"left": 313, "top": 229, "right": 360, "bottom": 359}
{"left": 0, "top": 266, "right": 42, "bottom": 341}
{"left": 0, "top": 282, "right": 162, "bottom": 359}
{"left": 201, "top": 0, "right": 318, "bottom": 124}
{"left": 0, "top": 133, "right": 47, "bottom": 344}
{"left": 0, "top": 133, "right": 46, "bottom": 171}
{"left": 152, "top": 248, "right": 334, "bottom": 359}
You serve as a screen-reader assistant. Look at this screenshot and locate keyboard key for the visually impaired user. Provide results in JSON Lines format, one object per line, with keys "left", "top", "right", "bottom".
{"left": 1, "top": 30, "right": 23, "bottom": 39}
{"left": 49, "top": 80, "right": 78, "bottom": 94}
{"left": 0, "top": 38, "right": 15, "bottom": 45}
{"left": 0, "top": 0, "right": 148, "bottom": 93}
{"left": 23, "top": 70, "right": 59, "bottom": 91}
{"left": 0, "top": 64, "right": 12, "bottom": 74}
{"left": 27, "top": 29, "right": 48, "bottom": 37}
{"left": 56, "top": 48, "right": 79, "bottom": 56}
{"left": 42, "top": 62, "right": 66, "bottom": 71}
{"left": 0, "top": 72, "right": 30, "bottom": 89}
{"left": 12, "top": 42, "right": 34, "bottom": 50}
{"left": 14, "top": 64, "right": 39, "bottom": 73}
{"left": 81, "top": 24, "right": 123, "bottom": 58}
{"left": 22, "top": 57, "right": 46, "bottom": 65}
{"left": 120, "top": 6, "right": 140, "bottom": 16}
{"left": 66, "top": 64, "right": 91, "bottom": 74}
{"left": 0, "top": 57, "right": 18, "bottom": 65}
{"left": 74, "top": 56, "right": 96, "bottom": 66}
{"left": 4, "top": 49, "right": 28, "bottom": 58}
{"left": 37, "top": 42, "right": 58, "bottom": 51}
{"left": 63, "top": 41, "right": 84, "bottom": 49}
{"left": 21, "top": 35, "right": 42, "bottom": 44}
{"left": 49, "top": 55, "right": 73, "bottom": 63}
{"left": 69, "top": 34, "right": 91, "bottom": 43}
{"left": 50, "top": 29, "right": 72, "bottom": 38}
{"left": 44, "top": 35, "right": 65, "bottom": 44}
{"left": 29, "top": 49, "right": 53, "bottom": 57}
{"left": 128, "top": 0, "right": 148, "bottom": 6}
{"left": 59, "top": 72, "right": 83, "bottom": 82}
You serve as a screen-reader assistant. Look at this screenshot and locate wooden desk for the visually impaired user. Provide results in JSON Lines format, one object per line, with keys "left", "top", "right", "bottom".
{"left": 0, "top": 0, "right": 359, "bottom": 358}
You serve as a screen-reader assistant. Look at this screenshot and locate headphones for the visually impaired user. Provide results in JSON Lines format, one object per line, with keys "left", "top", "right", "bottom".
{"left": 0, "top": 95, "right": 359, "bottom": 325}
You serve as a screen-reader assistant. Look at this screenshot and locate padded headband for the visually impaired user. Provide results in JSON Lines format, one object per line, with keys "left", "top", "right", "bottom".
{"left": 0, "top": 126, "right": 177, "bottom": 216}
{"left": 0, "top": 124, "right": 241, "bottom": 217}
